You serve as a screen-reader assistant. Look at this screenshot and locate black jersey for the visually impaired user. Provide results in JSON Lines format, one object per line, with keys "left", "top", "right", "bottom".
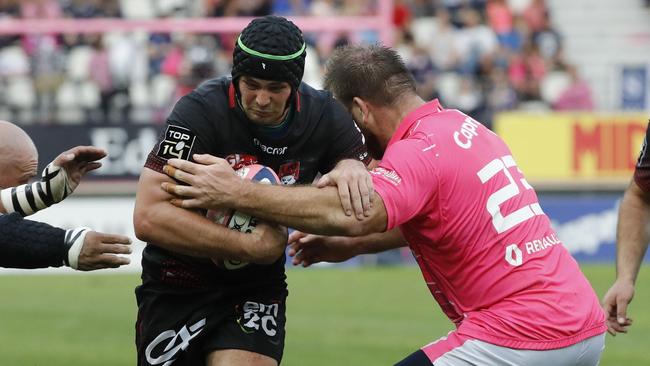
{"left": 634, "top": 121, "right": 650, "bottom": 192}
{"left": 141, "top": 76, "right": 369, "bottom": 286}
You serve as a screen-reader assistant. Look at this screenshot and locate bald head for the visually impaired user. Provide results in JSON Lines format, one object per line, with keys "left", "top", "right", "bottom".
{"left": 0, "top": 121, "right": 38, "bottom": 188}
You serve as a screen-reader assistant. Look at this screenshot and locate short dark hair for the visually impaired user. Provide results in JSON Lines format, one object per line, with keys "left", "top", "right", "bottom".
{"left": 323, "top": 45, "right": 416, "bottom": 109}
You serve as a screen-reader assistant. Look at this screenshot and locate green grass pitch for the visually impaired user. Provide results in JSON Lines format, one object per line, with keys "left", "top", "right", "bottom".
{"left": 0, "top": 264, "right": 648, "bottom": 365}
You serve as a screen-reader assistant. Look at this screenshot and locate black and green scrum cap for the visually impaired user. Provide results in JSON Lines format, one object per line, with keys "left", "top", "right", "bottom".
{"left": 232, "top": 16, "right": 307, "bottom": 89}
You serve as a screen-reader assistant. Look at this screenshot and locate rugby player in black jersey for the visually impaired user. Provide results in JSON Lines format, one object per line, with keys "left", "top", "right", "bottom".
{"left": 133, "top": 16, "right": 372, "bottom": 366}
{"left": 0, "top": 120, "right": 131, "bottom": 270}
{"left": 602, "top": 120, "right": 650, "bottom": 337}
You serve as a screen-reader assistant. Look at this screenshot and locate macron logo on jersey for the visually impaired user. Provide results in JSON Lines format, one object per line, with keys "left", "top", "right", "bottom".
{"left": 453, "top": 117, "right": 481, "bottom": 149}
{"left": 253, "top": 138, "right": 288, "bottom": 155}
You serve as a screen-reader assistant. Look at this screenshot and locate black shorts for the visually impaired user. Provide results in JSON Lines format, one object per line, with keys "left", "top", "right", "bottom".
{"left": 135, "top": 277, "right": 288, "bottom": 366}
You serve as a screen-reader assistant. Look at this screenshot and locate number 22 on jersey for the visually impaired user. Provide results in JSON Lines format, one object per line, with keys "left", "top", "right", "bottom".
{"left": 477, "top": 155, "right": 544, "bottom": 234}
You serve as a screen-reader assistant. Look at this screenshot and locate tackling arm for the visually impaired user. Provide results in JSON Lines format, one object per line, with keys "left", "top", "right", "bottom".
{"left": 289, "top": 228, "right": 407, "bottom": 267}
{"left": 162, "top": 155, "right": 389, "bottom": 236}
{"left": 602, "top": 179, "right": 650, "bottom": 334}
{"left": 615, "top": 180, "right": 650, "bottom": 284}
{"left": 0, "top": 213, "right": 131, "bottom": 270}
{"left": 232, "top": 180, "right": 388, "bottom": 237}
{"left": 0, "top": 213, "right": 68, "bottom": 268}
{"left": 0, "top": 146, "right": 106, "bottom": 216}
{"left": 134, "top": 168, "right": 287, "bottom": 264}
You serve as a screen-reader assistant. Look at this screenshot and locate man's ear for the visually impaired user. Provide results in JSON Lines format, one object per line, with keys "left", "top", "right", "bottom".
{"left": 352, "top": 97, "right": 369, "bottom": 124}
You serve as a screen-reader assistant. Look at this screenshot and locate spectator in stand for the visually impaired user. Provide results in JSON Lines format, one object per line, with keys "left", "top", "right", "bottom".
{"left": 498, "top": 15, "right": 527, "bottom": 52}
{"left": 486, "top": 0, "right": 513, "bottom": 41}
{"left": 21, "top": 0, "right": 64, "bottom": 124}
{"left": 403, "top": 32, "right": 438, "bottom": 100}
{"left": 532, "top": 14, "right": 562, "bottom": 61}
{"left": 0, "top": 0, "right": 20, "bottom": 49}
{"left": 88, "top": 34, "right": 114, "bottom": 123}
{"left": 20, "top": 0, "right": 61, "bottom": 42}
{"left": 523, "top": 0, "right": 548, "bottom": 33}
{"left": 148, "top": 33, "right": 173, "bottom": 77}
{"left": 428, "top": 8, "right": 459, "bottom": 72}
{"left": 553, "top": 64, "right": 594, "bottom": 111}
{"left": 310, "top": 0, "right": 336, "bottom": 16}
{"left": 407, "top": 0, "right": 436, "bottom": 18}
{"left": 341, "top": 0, "right": 374, "bottom": 16}
{"left": 455, "top": 7, "right": 498, "bottom": 76}
{"left": 30, "top": 34, "right": 64, "bottom": 123}
{"left": 487, "top": 67, "right": 518, "bottom": 109}
{"left": 455, "top": 75, "right": 484, "bottom": 115}
{"left": 182, "top": 34, "right": 219, "bottom": 89}
{"left": 272, "top": 0, "right": 308, "bottom": 15}
{"left": 440, "top": 0, "right": 467, "bottom": 27}
{"left": 63, "top": 0, "right": 103, "bottom": 18}
{"left": 207, "top": 0, "right": 272, "bottom": 17}
{"left": 508, "top": 42, "right": 546, "bottom": 101}
{"left": 393, "top": 0, "right": 412, "bottom": 31}
{"left": 97, "top": 0, "right": 121, "bottom": 18}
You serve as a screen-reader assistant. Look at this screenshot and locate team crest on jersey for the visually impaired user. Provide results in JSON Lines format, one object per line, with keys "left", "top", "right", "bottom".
{"left": 279, "top": 161, "right": 300, "bottom": 185}
{"left": 156, "top": 125, "right": 196, "bottom": 160}
{"left": 225, "top": 153, "right": 258, "bottom": 170}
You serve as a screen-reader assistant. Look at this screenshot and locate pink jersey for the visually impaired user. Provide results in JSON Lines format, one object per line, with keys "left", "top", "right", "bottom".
{"left": 372, "top": 100, "right": 606, "bottom": 350}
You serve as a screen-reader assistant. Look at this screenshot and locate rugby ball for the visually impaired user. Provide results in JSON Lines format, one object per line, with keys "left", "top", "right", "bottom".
{"left": 206, "top": 164, "right": 280, "bottom": 269}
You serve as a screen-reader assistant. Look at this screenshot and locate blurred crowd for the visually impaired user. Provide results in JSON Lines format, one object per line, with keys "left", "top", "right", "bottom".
{"left": 0, "top": 0, "right": 594, "bottom": 126}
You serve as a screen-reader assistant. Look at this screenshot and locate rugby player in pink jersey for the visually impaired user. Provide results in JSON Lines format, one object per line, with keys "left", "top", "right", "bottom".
{"left": 161, "top": 45, "right": 607, "bottom": 365}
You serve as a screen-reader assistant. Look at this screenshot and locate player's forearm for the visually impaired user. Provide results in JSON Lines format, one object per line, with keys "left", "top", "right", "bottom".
{"left": 0, "top": 213, "right": 67, "bottom": 269}
{"left": 353, "top": 229, "right": 408, "bottom": 255}
{"left": 136, "top": 168, "right": 287, "bottom": 263}
{"left": 233, "top": 182, "right": 387, "bottom": 236}
{"left": 0, "top": 199, "right": 6, "bottom": 214}
{"left": 134, "top": 201, "right": 284, "bottom": 263}
{"left": 615, "top": 181, "right": 650, "bottom": 284}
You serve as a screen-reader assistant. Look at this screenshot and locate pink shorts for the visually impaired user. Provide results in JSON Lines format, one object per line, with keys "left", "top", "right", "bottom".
{"left": 421, "top": 331, "right": 605, "bottom": 366}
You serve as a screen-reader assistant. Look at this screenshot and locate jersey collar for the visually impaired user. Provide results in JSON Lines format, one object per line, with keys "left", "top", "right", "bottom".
{"left": 387, "top": 99, "right": 443, "bottom": 148}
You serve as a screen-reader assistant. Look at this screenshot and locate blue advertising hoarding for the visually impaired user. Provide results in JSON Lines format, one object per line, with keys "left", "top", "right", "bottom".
{"left": 621, "top": 65, "right": 648, "bottom": 110}
{"left": 540, "top": 194, "right": 623, "bottom": 262}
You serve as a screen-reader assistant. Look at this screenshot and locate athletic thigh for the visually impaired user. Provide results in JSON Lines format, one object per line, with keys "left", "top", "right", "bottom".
{"left": 203, "top": 289, "right": 288, "bottom": 364}
{"left": 135, "top": 282, "right": 222, "bottom": 366}
{"left": 421, "top": 332, "right": 605, "bottom": 366}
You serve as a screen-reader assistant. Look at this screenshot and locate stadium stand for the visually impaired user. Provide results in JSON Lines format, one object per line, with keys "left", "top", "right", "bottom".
{"left": 0, "top": 0, "right": 627, "bottom": 128}
{"left": 0, "top": 0, "right": 584, "bottom": 124}
{"left": 548, "top": 0, "right": 650, "bottom": 110}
